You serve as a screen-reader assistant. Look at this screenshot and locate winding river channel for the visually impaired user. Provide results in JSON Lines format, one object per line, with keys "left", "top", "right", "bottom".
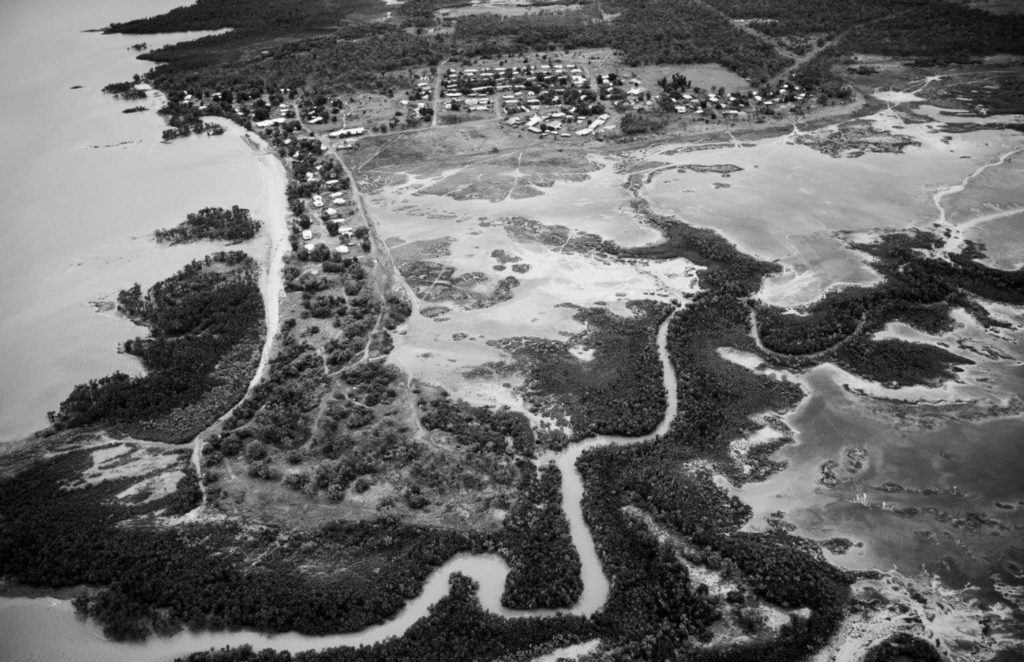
{"left": 0, "top": 313, "right": 680, "bottom": 662}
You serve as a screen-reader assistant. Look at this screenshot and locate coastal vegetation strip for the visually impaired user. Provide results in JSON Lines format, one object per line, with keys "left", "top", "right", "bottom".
{"left": 50, "top": 252, "right": 264, "bottom": 444}
{"left": 155, "top": 206, "right": 262, "bottom": 244}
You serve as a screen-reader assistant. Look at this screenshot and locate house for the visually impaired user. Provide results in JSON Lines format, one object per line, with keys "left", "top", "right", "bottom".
{"left": 336, "top": 226, "right": 356, "bottom": 245}
{"left": 302, "top": 230, "right": 313, "bottom": 240}
{"left": 254, "top": 118, "right": 286, "bottom": 128}
{"left": 328, "top": 127, "right": 366, "bottom": 138}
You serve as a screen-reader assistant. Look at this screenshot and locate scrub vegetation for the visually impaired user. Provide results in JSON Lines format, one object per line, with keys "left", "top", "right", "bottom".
{"left": 50, "top": 252, "right": 264, "bottom": 443}
{"left": 155, "top": 206, "right": 262, "bottom": 244}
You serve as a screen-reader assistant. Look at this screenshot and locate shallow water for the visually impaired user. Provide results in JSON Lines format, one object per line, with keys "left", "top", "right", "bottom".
{"left": 0, "top": 0, "right": 274, "bottom": 441}
{"left": 638, "top": 102, "right": 1024, "bottom": 308}
{"left": 727, "top": 347, "right": 1024, "bottom": 603}
{"left": 373, "top": 164, "right": 699, "bottom": 415}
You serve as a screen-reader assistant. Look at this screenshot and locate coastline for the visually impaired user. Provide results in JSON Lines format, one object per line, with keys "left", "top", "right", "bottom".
{"left": 0, "top": 4, "right": 270, "bottom": 442}
{"left": 182, "top": 119, "right": 291, "bottom": 501}
{"left": 2, "top": 5, "right": 1023, "bottom": 660}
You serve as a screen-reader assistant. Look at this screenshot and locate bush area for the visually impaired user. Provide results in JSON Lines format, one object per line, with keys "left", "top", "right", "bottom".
{"left": 568, "top": 196, "right": 855, "bottom": 659}
{"left": 51, "top": 252, "right": 264, "bottom": 442}
{"left": 612, "top": 0, "right": 791, "bottom": 78}
{"left": 500, "top": 463, "right": 582, "bottom": 610}
{"left": 843, "top": 3, "right": 1024, "bottom": 59}
{"left": 419, "top": 396, "right": 535, "bottom": 456}
{"left": 863, "top": 632, "right": 943, "bottom": 662}
{"left": 0, "top": 447, "right": 480, "bottom": 641}
{"left": 155, "top": 206, "right": 262, "bottom": 244}
{"left": 789, "top": 2, "right": 1024, "bottom": 89}
{"left": 455, "top": 0, "right": 791, "bottom": 80}
{"left": 702, "top": 0, "right": 919, "bottom": 39}
{"left": 498, "top": 300, "right": 671, "bottom": 440}
{"left": 749, "top": 231, "right": 1024, "bottom": 385}
{"left": 178, "top": 575, "right": 594, "bottom": 662}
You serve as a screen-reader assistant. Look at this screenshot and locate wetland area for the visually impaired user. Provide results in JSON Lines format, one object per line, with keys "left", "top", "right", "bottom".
{"left": 2, "top": 1, "right": 1024, "bottom": 661}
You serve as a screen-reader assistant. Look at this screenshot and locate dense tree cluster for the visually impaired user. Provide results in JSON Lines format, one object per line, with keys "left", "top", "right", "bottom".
{"left": 611, "top": 0, "right": 791, "bottom": 79}
{"left": 842, "top": 2, "right": 1024, "bottom": 59}
{"left": 701, "top": 0, "right": 921, "bottom": 39}
{"left": 500, "top": 463, "right": 582, "bottom": 609}
{"left": 396, "top": 0, "right": 444, "bottom": 29}
{"left": 748, "top": 230, "right": 1024, "bottom": 385}
{"left": 863, "top": 632, "right": 943, "bottom": 662}
{"left": 501, "top": 300, "right": 671, "bottom": 440}
{"left": 52, "top": 252, "right": 264, "bottom": 442}
{"left": 790, "top": 2, "right": 1024, "bottom": 89}
{"left": 0, "top": 448, "right": 480, "bottom": 641}
{"left": 102, "top": 79, "right": 148, "bottom": 100}
{"left": 455, "top": 0, "right": 791, "bottom": 80}
{"left": 453, "top": 6, "right": 610, "bottom": 55}
{"left": 621, "top": 111, "right": 670, "bottom": 135}
{"left": 179, "top": 575, "right": 594, "bottom": 662}
{"left": 107, "top": 0, "right": 384, "bottom": 40}
{"left": 155, "top": 206, "right": 262, "bottom": 244}
{"left": 419, "top": 396, "right": 535, "bottom": 456}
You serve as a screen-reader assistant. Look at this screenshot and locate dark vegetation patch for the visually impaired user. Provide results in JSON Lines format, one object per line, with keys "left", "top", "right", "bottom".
{"left": 567, "top": 195, "right": 855, "bottom": 659}
{"left": 397, "top": 260, "right": 521, "bottom": 309}
{"left": 500, "top": 463, "right": 582, "bottom": 609}
{"left": 490, "top": 249, "right": 521, "bottom": 264}
{"left": 51, "top": 252, "right": 263, "bottom": 443}
{"left": 792, "top": 124, "right": 920, "bottom": 158}
{"left": 0, "top": 446, "right": 480, "bottom": 642}
{"left": 419, "top": 395, "right": 535, "bottom": 457}
{"left": 102, "top": 80, "right": 147, "bottom": 100}
{"left": 791, "top": 2, "right": 1024, "bottom": 92}
{"left": 494, "top": 300, "right": 672, "bottom": 440}
{"left": 748, "top": 231, "right": 1023, "bottom": 386}
{"left": 155, "top": 206, "right": 262, "bottom": 244}
{"left": 454, "top": 0, "right": 791, "bottom": 80}
{"left": 176, "top": 574, "right": 594, "bottom": 662}
{"left": 502, "top": 216, "right": 607, "bottom": 255}
{"left": 863, "top": 632, "right": 944, "bottom": 662}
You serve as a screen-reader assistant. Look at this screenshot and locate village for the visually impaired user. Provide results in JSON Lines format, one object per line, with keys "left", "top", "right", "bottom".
{"left": 155, "top": 49, "right": 836, "bottom": 267}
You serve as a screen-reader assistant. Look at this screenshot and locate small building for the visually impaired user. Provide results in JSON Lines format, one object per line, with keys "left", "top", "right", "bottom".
{"left": 328, "top": 127, "right": 366, "bottom": 138}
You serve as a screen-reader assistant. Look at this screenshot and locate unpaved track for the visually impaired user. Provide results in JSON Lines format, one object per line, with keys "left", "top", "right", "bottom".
{"left": 189, "top": 130, "right": 290, "bottom": 505}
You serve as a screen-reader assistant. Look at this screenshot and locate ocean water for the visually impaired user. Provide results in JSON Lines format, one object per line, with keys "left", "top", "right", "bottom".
{"left": 0, "top": 0, "right": 273, "bottom": 441}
